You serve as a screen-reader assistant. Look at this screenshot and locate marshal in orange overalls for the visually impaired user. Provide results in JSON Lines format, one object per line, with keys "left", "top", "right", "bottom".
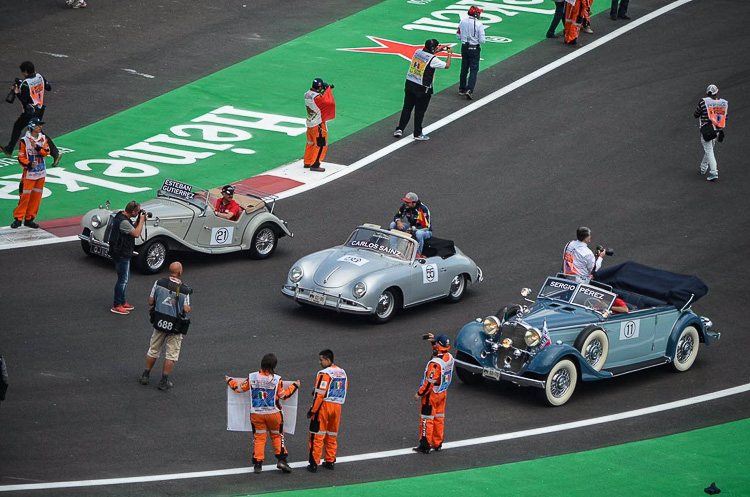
{"left": 303, "top": 83, "right": 336, "bottom": 169}
{"left": 564, "top": 0, "right": 591, "bottom": 44}
{"left": 307, "top": 355, "right": 347, "bottom": 470}
{"left": 414, "top": 335, "right": 454, "bottom": 453}
{"left": 13, "top": 131, "right": 49, "bottom": 223}
{"left": 228, "top": 369, "right": 298, "bottom": 470}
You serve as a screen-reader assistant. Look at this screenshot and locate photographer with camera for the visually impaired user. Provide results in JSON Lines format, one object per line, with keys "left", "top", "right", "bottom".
{"left": 393, "top": 39, "right": 453, "bottom": 141}
{"left": 562, "top": 226, "right": 612, "bottom": 283}
{"left": 109, "top": 201, "right": 147, "bottom": 315}
{"left": 413, "top": 333, "right": 454, "bottom": 454}
{"left": 139, "top": 262, "right": 192, "bottom": 391}
{"left": 1, "top": 61, "right": 51, "bottom": 157}
{"left": 304, "top": 78, "right": 336, "bottom": 172}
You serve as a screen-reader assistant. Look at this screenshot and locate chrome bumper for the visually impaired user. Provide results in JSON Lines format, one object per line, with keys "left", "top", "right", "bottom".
{"left": 78, "top": 232, "right": 112, "bottom": 259}
{"left": 281, "top": 285, "right": 373, "bottom": 314}
{"left": 454, "top": 358, "right": 545, "bottom": 389}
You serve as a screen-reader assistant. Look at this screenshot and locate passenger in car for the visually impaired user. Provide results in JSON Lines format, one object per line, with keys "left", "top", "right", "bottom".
{"left": 611, "top": 297, "right": 629, "bottom": 314}
{"left": 214, "top": 185, "right": 242, "bottom": 221}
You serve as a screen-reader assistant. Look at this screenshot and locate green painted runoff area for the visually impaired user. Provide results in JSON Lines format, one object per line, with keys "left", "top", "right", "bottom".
{"left": 249, "top": 418, "right": 750, "bottom": 496}
{"left": 0, "top": 0, "right": 609, "bottom": 221}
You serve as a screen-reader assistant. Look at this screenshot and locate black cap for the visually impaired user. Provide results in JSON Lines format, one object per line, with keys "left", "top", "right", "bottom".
{"left": 221, "top": 185, "right": 235, "bottom": 195}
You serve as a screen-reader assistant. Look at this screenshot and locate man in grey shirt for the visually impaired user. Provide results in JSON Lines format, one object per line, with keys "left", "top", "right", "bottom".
{"left": 110, "top": 201, "right": 146, "bottom": 315}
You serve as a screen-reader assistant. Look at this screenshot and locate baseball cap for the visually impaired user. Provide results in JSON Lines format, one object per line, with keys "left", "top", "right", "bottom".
{"left": 28, "top": 117, "right": 45, "bottom": 128}
{"left": 221, "top": 185, "right": 235, "bottom": 195}
{"left": 706, "top": 84, "right": 719, "bottom": 96}
{"left": 402, "top": 192, "right": 419, "bottom": 203}
{"left": 435, "top": 334, "right": 450, "bottom": 347}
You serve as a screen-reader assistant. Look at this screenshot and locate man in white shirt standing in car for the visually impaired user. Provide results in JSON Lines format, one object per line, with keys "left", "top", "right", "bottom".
{"left": 562, "top": 226, "right": 605, "bottom": 283}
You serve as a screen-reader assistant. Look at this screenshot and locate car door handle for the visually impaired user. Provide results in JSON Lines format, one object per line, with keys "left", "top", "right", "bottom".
{"left": 204, "top": 226, "right": 211, "bottom": 230}
{"left": 440, "top": 268, "right": 447, "bottom": 272}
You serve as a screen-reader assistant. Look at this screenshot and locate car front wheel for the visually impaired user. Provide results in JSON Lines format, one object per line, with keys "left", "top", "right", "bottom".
{"left": 446, "top": 274, "right": 467, "bottom": 303}
{"left": 249, "top": 223, "right": 278, "bottom": 259}
{"left": 80, "top": 228, "right": 93, "bottom": 256}
{"left": 671, "top": 325, "right": 700, "bottom": 372}
{"left": 574, "top": 326, "right": 609, "bottom": 372}
{"left": 370, "top": 288, "right": 399, "bottom": 324}
{"left": 543, "top": 359, "right": 578, "bottom": 407}
{"left": 137, "top": 239, "right": 168, "bottom": 274}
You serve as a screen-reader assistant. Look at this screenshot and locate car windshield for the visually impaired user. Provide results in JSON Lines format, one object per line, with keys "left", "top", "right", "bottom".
{"left": 345, "top": 227, "right": 414, "bottom": 261}
{"left": 538, "top": 277, "right": 579, "bottom": 302}
{"left": 571, "top": 284, "right": 617, "bottom": 312}
{"left": 157, "top": 179, "right": 209, "bottom": 211}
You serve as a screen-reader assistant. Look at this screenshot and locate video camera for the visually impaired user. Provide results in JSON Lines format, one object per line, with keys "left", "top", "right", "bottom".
{"left": 595, "top": 245, "right": 614, "bottom": 257}
{"left": 4, "top": 78, "right": 22, "bottom": 104}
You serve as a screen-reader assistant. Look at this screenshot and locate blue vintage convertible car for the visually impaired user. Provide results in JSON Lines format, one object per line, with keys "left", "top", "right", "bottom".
{"left": 454, "top": 262, "right": 720, "bottom": 406}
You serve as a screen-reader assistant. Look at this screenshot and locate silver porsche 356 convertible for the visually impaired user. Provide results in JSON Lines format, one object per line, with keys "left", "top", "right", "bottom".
{"left": 79, "top": 179, "right": 292, "bottom": 273}
{"left": 281, "top": 224, "right": 483, "bottom": 323}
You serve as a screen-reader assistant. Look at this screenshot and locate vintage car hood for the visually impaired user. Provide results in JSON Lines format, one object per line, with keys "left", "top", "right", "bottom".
{"left": 520, "top": 302, "right": 602, "bottom": 330}
{"left": 312, "top": 247, "right": 405, "bottom": 288}
{"left": 140, "top": 198, "right": 195, "bottom": 219}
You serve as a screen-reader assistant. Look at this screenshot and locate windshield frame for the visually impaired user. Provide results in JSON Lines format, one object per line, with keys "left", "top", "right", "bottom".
{"left": 344, "top": 227, "right": 416, "bottom": 262}
{"left": 537, "top": 277, "right": 617, "bottom": 314}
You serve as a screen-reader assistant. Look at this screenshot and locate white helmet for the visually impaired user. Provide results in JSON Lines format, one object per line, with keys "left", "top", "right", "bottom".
{"left": 706, "top": 84, "right": 719, "bottom": 96}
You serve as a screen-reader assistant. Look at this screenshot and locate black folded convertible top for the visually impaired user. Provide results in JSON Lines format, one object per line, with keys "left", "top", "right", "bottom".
{"left": 595, "top": 261, "right": 708, "bottom": 309}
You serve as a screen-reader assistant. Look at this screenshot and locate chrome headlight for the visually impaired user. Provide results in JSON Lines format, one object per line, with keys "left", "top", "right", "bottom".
{"left": 352, "top": 282, "right": 367, "bottom": 299}
{"left": 91, "top": 214, "right": 103, "bottom": 229}
{"left": 483, "top": 316, "right": 501, "bottom": 336}
{"left": 524, "top": 328, "right": 541, "bottom": 347}
{"left": 290, "top": 266, "right": 303, "bottom": 283}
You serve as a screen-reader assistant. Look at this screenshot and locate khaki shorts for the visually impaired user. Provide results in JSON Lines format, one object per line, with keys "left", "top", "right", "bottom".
{"left": 147, "top": 330, "right": 183, "bottom": 361}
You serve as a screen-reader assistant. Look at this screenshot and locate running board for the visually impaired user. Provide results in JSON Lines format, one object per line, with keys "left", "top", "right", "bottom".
{"left": 602, "top": 357, "right": 670, "bottom": 377}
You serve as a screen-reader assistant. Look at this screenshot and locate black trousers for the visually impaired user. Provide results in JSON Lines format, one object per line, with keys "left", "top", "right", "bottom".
{"left": 5, "top": 106, "right": 45, "bottom": 152}
{"left": 397, "top": 80, "right": 432, "bottom": 137}
{"left": 459, "top": 44, "right": 481, "bottom": 92}
{"left": 610, "top": 0, "right": 629, "bottom": 17}
{"left": 547, "top": 1, "right": 566, "bottom": 35}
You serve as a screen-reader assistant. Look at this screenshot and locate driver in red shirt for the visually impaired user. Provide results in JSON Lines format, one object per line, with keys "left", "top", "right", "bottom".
{"left": 215, "top": 185, "right": 242, "bottom": 221}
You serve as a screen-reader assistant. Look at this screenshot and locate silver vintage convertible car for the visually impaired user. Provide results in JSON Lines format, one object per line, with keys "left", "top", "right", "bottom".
{"left": 454, "top": 262, "right": 719, "bottom": 406}
{"left": 281, "top": 224, "right": 483, "bottom": 323}
{"left": 79, "top": 179, "right": 292, "bottom": 273}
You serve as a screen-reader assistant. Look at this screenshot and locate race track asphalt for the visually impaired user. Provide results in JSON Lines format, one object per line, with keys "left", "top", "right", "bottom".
{"left": 1, "top": 0, "right": 749, "bottom": 496}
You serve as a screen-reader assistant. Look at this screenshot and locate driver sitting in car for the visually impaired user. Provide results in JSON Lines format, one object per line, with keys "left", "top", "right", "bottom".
{"left": 611, "top": 296, "right": 629, "bottom": 314}
{"left": 215, "top": 185, "right": 242, "bottom": 221}
{"left": 390, "top": 192, "right": 432, "bottom": 255}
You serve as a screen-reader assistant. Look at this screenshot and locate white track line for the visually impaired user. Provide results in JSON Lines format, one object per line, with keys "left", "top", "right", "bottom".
{"left": 3, "top": 0, "right": 693, "bottom": 252}
{"left": 2, "top": 382, "right": 747, "bottom": 492}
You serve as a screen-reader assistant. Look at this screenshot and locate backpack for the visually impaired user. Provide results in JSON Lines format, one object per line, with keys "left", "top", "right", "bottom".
{"left": 107, "top": 212, "right": 124, "bottom": 258}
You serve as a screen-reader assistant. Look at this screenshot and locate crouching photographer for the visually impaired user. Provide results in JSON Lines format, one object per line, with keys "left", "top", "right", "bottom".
{"left": 139, "top": 261, "right": 193, "bottom": 391}
{"left": 562, "top": 227, "right": 613, "bottom": 283}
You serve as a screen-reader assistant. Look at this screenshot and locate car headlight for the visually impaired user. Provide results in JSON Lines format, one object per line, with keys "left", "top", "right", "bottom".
{"left": 290, "top": 266, "right": 303, "bottom": 283}
{"left": 524, "top": 328, "right": 541, "bottom": 347}
{"left": 483, "top": 316, "right": 501, "bottom": 336}
{"left": 91, "top": 214, "right": 103, "bottom": 229}
{"left": 352, "top": 282, "right": 367, "bottom": 299}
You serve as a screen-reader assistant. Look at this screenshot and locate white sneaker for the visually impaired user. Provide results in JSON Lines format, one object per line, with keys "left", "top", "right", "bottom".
{"left": 72, "top": 0, "right": 87, "bottom": 8}
{"left": 393, "top": 129, "right": 403, "bottom": 138}
{"left": 706, "top": 173, "right": 718, "bottom": 181}
{"left": 414, "top": 134, "right": 430, "bottom": 141}
{"left": 66, "top": 0, "right": 75, "bottom": 5}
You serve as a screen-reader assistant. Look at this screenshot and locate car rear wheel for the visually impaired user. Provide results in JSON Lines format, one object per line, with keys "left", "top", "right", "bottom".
{"left": 370, "top": 288, "right": 399, "bottom": 324}
{"left": 574, "top": 326, "right": 609, "bottom": 372}
{"left": 543, "top": 359, "right": 578, "bottom": 407}
{"left": 80, "top": 228, "right": 93, "bottom": 256}
{"left": 137, "top": 239, "right": 168, "bottom": 274}
{"left": 671, "top": 325, "right": 700, "bottom": 372}
{"left": 249, "top": 223, "right": 278, "bottom": 259}
{"left": 456, "top": 366, "right": 484, "bottom": 385}
{"left": 446, "top": 274, "right": 467, "bottom": 303}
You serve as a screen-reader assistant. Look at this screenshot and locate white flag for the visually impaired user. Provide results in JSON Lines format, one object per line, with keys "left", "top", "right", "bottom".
{"left": 226, "top": 378, "right": 299, "bottom": 435}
